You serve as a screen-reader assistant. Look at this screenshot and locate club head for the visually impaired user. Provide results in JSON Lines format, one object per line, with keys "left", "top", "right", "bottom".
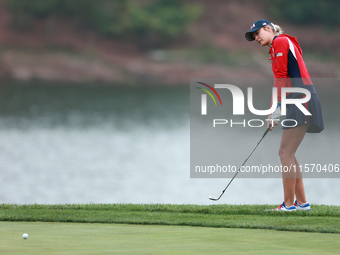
{"left": 209, "top": 196, "right": 219, "bottom": 201}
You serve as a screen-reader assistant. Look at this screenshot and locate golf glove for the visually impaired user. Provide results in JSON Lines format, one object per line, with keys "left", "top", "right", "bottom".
{"left": 270, "top": 106, "right": 281, "bottom": 121}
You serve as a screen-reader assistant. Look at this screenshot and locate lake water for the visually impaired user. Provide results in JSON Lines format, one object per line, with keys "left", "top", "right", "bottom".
{"left": 0, "top": 82, "right": 339, "bottom": 205}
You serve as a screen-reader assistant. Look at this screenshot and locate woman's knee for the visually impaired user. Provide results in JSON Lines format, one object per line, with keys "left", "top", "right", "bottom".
{"left": 278, "top": 147, "right": 295, "bottom": 161}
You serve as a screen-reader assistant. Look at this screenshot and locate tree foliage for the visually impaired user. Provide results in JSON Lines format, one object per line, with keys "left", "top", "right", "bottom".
{"left": 266, "top": 0, "right": 340, "bottom": 25}
{"left": 4, "top": 0, "right": 202, "bottom": 48}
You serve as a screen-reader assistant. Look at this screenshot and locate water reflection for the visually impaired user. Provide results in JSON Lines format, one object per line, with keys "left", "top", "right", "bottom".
{"left": 0, "top": 82, "right": 339, "bottom": 205}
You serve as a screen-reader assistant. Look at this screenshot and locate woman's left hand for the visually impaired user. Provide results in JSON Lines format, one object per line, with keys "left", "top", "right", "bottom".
{"left": 267, "top": 115, "right": 278, "bottom": 131}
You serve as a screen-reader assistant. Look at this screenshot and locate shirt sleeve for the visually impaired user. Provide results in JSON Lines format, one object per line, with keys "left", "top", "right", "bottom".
{"left": 272, "top": 37, "right": 289, "bottom": 104}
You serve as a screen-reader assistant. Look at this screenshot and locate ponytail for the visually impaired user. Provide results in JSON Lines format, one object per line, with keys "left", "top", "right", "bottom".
{"left": 271, "top": 23, "right": 284, "bottom": 36}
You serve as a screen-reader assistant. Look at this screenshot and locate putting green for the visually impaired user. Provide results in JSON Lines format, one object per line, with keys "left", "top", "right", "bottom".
{"left": 1, "top": 222, "right": 339, "bottom": 254}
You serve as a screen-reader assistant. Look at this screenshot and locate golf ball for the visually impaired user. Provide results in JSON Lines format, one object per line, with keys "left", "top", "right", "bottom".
{"left": 22, "top": 233, "right": 28, "bottom": 239}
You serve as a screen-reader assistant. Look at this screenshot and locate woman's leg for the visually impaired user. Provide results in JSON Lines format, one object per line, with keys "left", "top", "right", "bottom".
{"left": 278, "top": 124, "right": 309, "bottom": 206}
{"left": 294, "top": 157, "right": 307, "bottom": 204}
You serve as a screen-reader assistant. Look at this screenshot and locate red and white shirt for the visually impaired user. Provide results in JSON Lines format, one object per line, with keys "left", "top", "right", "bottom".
{"left": 269, "top": 34, "right": 312, "bottom": 104}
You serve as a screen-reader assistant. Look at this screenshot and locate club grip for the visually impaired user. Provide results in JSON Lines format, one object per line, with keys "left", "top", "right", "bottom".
{"left": 263, "top": 124, "right": 272, "bottom": 137}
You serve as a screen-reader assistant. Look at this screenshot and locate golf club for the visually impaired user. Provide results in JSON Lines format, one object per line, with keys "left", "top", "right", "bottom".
{"left": 209, "top": 125, "right": 272, "bottom": 201}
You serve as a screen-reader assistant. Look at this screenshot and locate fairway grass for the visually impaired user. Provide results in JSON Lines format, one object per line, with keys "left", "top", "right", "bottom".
{"left": 1, "top": 222, "right": 340, "bottom": 255}
{"left": 1, "top": 204, "right": 340, "bottom": 233}
{"left": 1, "top": 204, "right": 340, "bottom": 254}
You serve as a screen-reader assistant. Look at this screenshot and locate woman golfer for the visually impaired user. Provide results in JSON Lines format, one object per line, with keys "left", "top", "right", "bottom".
{"left": 245, "top": 20, "right": 324, "bottom": 211}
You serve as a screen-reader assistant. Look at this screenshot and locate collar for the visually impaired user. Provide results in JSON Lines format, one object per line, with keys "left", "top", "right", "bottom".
{"left": 272, "top": 35, "right": 278, "bottom": 44}
{"left": 268, "top": 35, "right": 279, "bottom": 53}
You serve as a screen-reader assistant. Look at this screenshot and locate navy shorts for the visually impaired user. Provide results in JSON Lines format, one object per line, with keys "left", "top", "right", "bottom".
{"left": 282, "top": 85, "right": 324, "bottom": 133}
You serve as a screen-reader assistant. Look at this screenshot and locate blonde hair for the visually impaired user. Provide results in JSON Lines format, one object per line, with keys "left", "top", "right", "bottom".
{"left": 271, "top": 23, "right": 284, "bottom": 36}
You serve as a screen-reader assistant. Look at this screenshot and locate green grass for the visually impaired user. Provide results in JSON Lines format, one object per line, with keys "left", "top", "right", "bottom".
{"left": 1, "top": 204, "right": 340, "bottom": 254}
{"left": 1, "top": 222, "right": 340, "bottom": 255}
{"left": 1, "top": 204, "right": 340, "bottom": 233}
